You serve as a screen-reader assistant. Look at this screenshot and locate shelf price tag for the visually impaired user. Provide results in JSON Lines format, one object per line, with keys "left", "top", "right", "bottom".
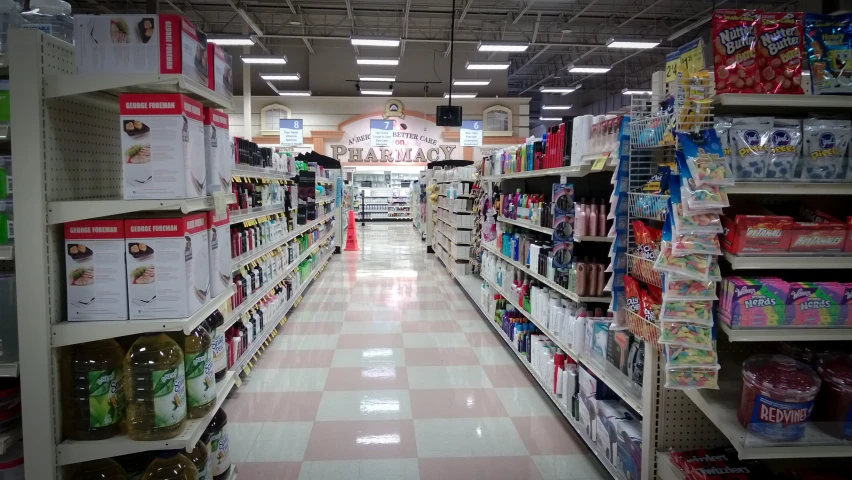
{"left": 370, "top": 119, "right": 393, "bottom": 147}
{"left": 591, "top": 153, "right": 610, "bottom": 171}
{"left": 665, "top": 49, "right": 680, "bottom": 83}
{"left": 243, "top": 365, "right": 251, "bottom": 375}
{"left": 234, "top": 376, "right": 242, "bottom": 388}
{"left": 460, "top": 120, "right": 483, "bottom": 147}
{"left": 280, "top": 119, "right": 304, "bottom": 146}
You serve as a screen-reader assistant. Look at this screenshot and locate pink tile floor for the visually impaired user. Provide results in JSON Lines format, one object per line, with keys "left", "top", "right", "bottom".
{"left": 224, "top": 224, "right": 609, "bottom": 480}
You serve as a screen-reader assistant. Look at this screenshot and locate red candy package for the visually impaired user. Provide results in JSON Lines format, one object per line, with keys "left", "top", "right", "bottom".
{"left": 712, "top": 9, "right": 762, "bottom": 93}
{"left": 633, "top": 220, "right": 662, "bottom": 260}
{"left": 640, "top": 288, "right": 661, "bottom": 321}
{"left": 756, "top": 12, "right": 804, "bottom": 94}
{"left": 624, "top": 275, "right": 641, "bottom": 314}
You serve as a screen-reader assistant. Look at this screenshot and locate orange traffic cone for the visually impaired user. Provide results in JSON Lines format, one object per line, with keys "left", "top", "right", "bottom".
{"left": 345, "top": 210, "right": 359, "bottom": 251}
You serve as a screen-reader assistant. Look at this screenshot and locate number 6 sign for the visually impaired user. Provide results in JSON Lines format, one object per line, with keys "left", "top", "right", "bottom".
{"left": 461, "top": 120, "right": 483, "bottom": 147}
{"left": 280, "top": 119, "right": 304, "bottom": 145}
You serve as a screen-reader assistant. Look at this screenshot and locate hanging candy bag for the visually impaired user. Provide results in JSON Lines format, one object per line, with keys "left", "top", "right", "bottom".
{"left": 678, "top": 151, "right": 730, "bottom": 210}
{"left": 676, "top": 130, "right": 734, "bottom": 186}
{"left": 672, "top": 232, "right": 722, "bottom": 257}
{"left": 654, "top": 213, "right": 712, "bottom": 281}
{"left": 664, "top": 275, "right": 718, "bottom": 301}
{"left": 660, "top": 299, "right": 714, "bottom": 326}
{"left": 670, "top": 179, "right": 723, "bottom": 234}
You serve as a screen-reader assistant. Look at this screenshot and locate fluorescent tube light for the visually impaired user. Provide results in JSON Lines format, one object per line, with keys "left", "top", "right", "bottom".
{"left": 444, "top": 93, "right": 477, "bottom": 98}
{"left": 260, "top": 73, "right": 301, "bottom": 81}
{"left": 359, "top": 75, "right": 396, "bottom": 82}
{"left": 241, "top": 55, "right": 288, "bottom": 64}
{"left": 361, "top": 89, "right": 394, "bottom": 95}
{"left": 566, "top": 63, "right": 611, "bottom": 74}
{"left": 357, "top": 58, "right": 400, "bottom": 66}
{"left": 477, "top": 41, "right": 529, "bottom": 52}
{"left": 278, "top": 91, "right": 312, "bottom": 96}
{"left": 453, "top": 79, "right": 492, "bottom": 86}
{"left": 466, "top": 62, "right": 510, "bottom": 70}
{"left": 622, "top": 89, "right": 653, "bottom": 95}
{"left": 207, "top": 35, "right": 256, "bottom": 46}
{"left": 539, "top": 117, "right": 563, "bottom": 121}
{"left": 606, "top": 38, "right": 660, "bottom": 49}
{"left": 351, "top": 36, "right": 401, "bottom": 47}
{"left": 542, "top": 105, "right": 572, "bottom": 110}
{"left": 539, "top": 86, "right": 580, "bottom": 93}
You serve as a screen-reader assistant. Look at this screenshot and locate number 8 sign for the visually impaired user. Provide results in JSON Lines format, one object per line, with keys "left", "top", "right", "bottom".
{"left": 280, "top": 119, "right": 304, "bottom": 145}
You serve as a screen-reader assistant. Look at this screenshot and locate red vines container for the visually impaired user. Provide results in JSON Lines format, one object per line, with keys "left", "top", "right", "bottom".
{"left": 814, "top": 353, "right": 852, "bottom": 439}
{"left": 712, "top": 10, "right": 761, "bottom": 94}
{"left": 737, "top": 354, "right": 821, "bottom": 441}
{"left": 756, "top": 12, "right": 805, "bottom": 94}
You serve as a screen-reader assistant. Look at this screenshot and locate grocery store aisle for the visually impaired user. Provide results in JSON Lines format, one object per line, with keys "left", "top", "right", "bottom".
{"left": 225, "top": 223, "right": 609, "bottom": 480}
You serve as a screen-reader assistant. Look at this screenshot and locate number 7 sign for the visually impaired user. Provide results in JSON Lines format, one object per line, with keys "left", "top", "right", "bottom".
{"left": 370, "top": 119, "right": 393, "bottom": 147}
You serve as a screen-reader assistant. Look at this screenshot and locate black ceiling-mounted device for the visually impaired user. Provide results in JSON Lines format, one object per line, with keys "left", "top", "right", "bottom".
{"left": 436, "top": 105, "right": 462, "bottom": 127}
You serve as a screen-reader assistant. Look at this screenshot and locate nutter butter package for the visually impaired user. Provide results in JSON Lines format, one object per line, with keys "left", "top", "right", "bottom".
{"left": 65, "top": 220, "right": 128, "bottom": 321}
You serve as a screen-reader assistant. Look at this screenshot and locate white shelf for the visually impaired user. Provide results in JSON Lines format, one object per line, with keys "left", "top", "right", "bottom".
{"left": 229, "top": 212, "right": 335, "bottom": 274}
{"left": 497, "top": 216, "right": 554, "bottom": 235}
{"left": 482, "top": 242, "right": 610, "bottom": 303}
{"left": 446, "top": 267, "right": 622, "bottom": 480}
{"left": 713, "top": 93, "right": 852, "bottom": 111}
{"left": 723, "top": 251, "right": 852, "bottom": 270}
{"left": 224, "top": 228, "right": 335, "bottom": 331}
{"left": 43, "top": 73, "right": 235, "bottom": 110}
{"left": 656, "top": 453, "right": 683, "bottom": 480}
{"left": 232, "top": 166, "right": 294, "bottom": 181}
{"left": 437, "top": 218, "right": 473, "bottom": 230}
{"left": 482, "top": 164, "right": 614, "bottom": 181}
{"left": 684, "top": 368, "right": 852, "bottom": 459}
{"left": 0, "top": 362, "right": 18, "bottom": 377}
{"left": 719, "top": 322, "right": 852, "bottom": 342}
{"left": 229, "top": 203, "right": 288, "bottom": 225}
{"left": 0, "top": 429, "right": 21, "bottom": 455}
{"left": 316, "top": 177, "right": 333, "bottom": 185}
{"left": 51, "top": 285, "right": 236, "bottom": 348}
{"left": 56, "top": 371, "right": 236, "bottom": 465}
{"left": 575, "top": 235, "right": 614, "bottom": 243}
{"left": 47, "top": 194, "right": 236, "bottom": 225}
{"left": 726, "top": 182, "right": 852, "bottom": 195}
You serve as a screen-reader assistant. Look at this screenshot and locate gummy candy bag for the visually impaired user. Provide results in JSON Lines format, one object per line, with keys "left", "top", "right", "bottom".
{"left": 678, "top": 151, "right": 730, "bottom": 210}
{"left": 633, "top": 220, "right": 661, "bottom": 260}
{"left": 767, "top": 118, "right": 802, "bottom": 180}
{"left": 660, "top": 321, "right": 714, "bottom": 350}
{"left": 664, "top": 274, "right": 718, "bottom": 301}
{"left": 664, "top": 365, "right": 720, "bottom": 389}
{"left": 640, "top": 286, "right": 661, "bottom": 321}
{"left": 654, "top": 214, "right": 712, "bottom": 281}
{"left": 672, "top": 232, "right": 722, "bottom": 257}
{"left": 800, "top": 119, "right": 851, "bottom": 181}
{"left": 677, "top": 129, "right": 734, "bottom": 187}
{"left": 665, "top": 345, "right": 719, "bottom": 366}
{"left": 731, "top": 117, "right": 772, "bottom": 180}
{"left": 624, "top": 275, "right": 641, "bottom": 314}
{"left": 670, "top": 182, "right": 723, "bottom": 234}
{"left": 660, "top": 299, "right": 714, "bottom": 326}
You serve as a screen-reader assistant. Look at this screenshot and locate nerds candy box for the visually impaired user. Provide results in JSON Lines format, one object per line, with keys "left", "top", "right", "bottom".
{"left": 785, "top": 282, "right": 843, "bottom": 326}
{"left": 719, "top": 277, "right": 789, "bottom": 327}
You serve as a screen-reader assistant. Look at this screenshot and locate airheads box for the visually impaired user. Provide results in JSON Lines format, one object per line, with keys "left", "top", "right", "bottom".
{"left": 786, "top": 282, "right": 844, "bottom": 326}
{"left": 206, "top": 44, "right": 234, "bottom": 98}
{"left": 207, "top": 209, "right": 230, "bottom": 299}
{"left": 120, "top": 93, "right": 205, "bottom": 200}
{"left": 74, "top": 15, "right": 209, "bottom": 86}
{"left": 203, "top": 108, "right": 232, "bottom": 195}
{"left": 64, "top": 220, "right": 128, "bottom": 321}
{"left": 125, "top": 214, "right": 209, "bottom": 320}
{"left": 719, "top": 277, "right": 789, "bottom": 327}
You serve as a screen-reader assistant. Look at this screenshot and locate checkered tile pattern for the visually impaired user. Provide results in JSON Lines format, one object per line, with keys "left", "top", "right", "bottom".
{"left": 226, "top": 224, "right": 609, "bottom": 480}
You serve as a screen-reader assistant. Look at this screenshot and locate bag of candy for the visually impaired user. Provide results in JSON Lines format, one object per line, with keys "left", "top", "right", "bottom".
{"left": 660, "top": 320, "right": 714, "bottom": 350}
{"left": 800, "top": 119, "right": 851, "bottom": 181}
{"left": 678, "top": 151, "right": 730, "bottom": 210}
{"left": 665, "top": 345, "right": 718, "bottom": 366}
{"left": 671, "top": 182, "right": 723, "bottom": 234}
{"left": 664, "top": 274, "right": 718, "bottom": 301}
{"left": 639, "top": 165, "right": 671, "bottom": 194}
{"left": 664, "top": 365, "right": 720, "bottom": 389}
{"left": 654, "top": 214, "right": 712, "bottom": 281}
{"left": 660, "top": 299, "right": 714, "bottom": 326}
{"left": 804, "top": 13, "right": 852, "bottom": 96}
{"left": 672, "top": 232, "right": 722, "bottom": 256}
{"left": 624, "top": 275, "right": 642, "bottom": 314}
{"left": 767, "top": 118, "right": 802, "bottom": 180}
{"left": 731, "top": 117, "right": 772, "bottom": 180}
{"left": 712, "top": 9, "right": 761, "bottom": 94}
{"left": 708, "top": 257, "right": 722, "bottom": 282}
{"left": 756, "top": 12, "right": 805, "bottom": 94}
{"left": 677, "top": 130, "right": 734, "bottom": 186}
{"left": 640, "top": 286, "right": 661, "bottom": 321}
{"left": 633, "top": 220, "right": 661, "bottom": 260}
{"left": 715, "top": 117, "right": 733, "bottom": 159}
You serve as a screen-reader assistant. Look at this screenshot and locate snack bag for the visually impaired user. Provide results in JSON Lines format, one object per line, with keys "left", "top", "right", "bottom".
{"left": 715, "top": 117, "right": 733, "bottom": 159}
{"left": 767, "top": 118, "right": 802, "bottom": 180}
{"left": 712, "top": 9, "right": 761, "bottom": 93}
{"left": 677, "top": 130, "right": 734, "bottom": 186}
{"left": 672, "top": 232, "right": 722, "bottom": 256}
{"left": 665, "top": 365, "right": 720, "bottom": 389}
{"left": 664, "top": 275, "right": 718, "bottom": 301}
{"left": 800, "top": 119, "right": 851, "bottom": 181}
{"left": 678, "top": 151, "right": 730, "bottom": 211}
{"left": 756, "top": 12, "right": 805, "bottom": 94}
{"left": 661, "top": 299, "right": 714, "bottom": 326}
{"left": 624, "top": 275, "right": 642, "bottom": 314}
{"left": 640, "top": 287, "right": 661, "bottom": 321}
{"left": 804, "top": 13, "right": 852, "bottom": 96}
{"left": 660, "top": 321, "right": 714, "bottom": 350}
{"left": 731, "top": 117, "right": 772, "bottom": 180}
{"left": 665, "top": 345, "right": 719, "bottom": 366}
{"left": 655, "top": 215, "right": 712, "bottom": 281}
{"left": 633, "top": 220, "right": 662, "bottom": 260}
{"left": 640, "top": 165, "right": 671, "bottom": 194}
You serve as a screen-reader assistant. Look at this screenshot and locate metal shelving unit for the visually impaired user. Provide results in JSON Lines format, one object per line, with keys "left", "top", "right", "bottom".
{"left": 719, "top": 322, "right": 852, "bottom": 342}
{"left": 722, "top": 251, "right": 852, "bottom": 270}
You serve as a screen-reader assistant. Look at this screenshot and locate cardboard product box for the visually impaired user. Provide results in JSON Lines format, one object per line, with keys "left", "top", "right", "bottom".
{"left": 203, "top": 108, "right": 232, "bottom": 195}
{"left": 720, "top": 213, "right": 794, "bottom": 255}
{"left": 595, "top": 400, "right": 632, "bottom": 464}
{"left": 65, "top": 220, "right": 128, "bottom": 321}
{"left": 125, "top": 214, "right": 209, "bottom": 319}
{"left": 120, "top": 93, "right": 205, "bottom": 199}
{"left": 616, "top": 419, "right": 643, "bottom": 480}
{"left": 606, "top": 328, "right": 634, "bottom": 375}
{"left": 578, "top": 366, "right": 598, "bottom": 440}
{"left": 208, "top": 209, "right": 231, "bottom": 298}
{"left": 207, "top": 44, "right": 234, "bottom": 98}
{"left": 74, "top": 14, "right": 209, "bottom": 85}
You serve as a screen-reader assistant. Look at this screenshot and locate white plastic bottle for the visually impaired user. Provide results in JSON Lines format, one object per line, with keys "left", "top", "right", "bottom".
{"left": 21, "top": 0, "right": 73, "bottom": 44}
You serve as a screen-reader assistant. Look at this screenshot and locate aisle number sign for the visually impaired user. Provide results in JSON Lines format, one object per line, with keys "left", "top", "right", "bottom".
{"left": 280, "top": 119, "right": 304, "bottom": 145}
{"left": 370, "top": 119, "right": 393, "bottom": 147}
{"left": 460, "top": 120, "right": 483, "bottom": 147}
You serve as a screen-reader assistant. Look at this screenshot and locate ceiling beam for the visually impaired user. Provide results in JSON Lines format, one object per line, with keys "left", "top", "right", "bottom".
{"left": 512, "top": 0, "right": 537, "bottom": 24}
{"left": 224, "top": 0, "right": 262, "bottom": 35}
{"left": 401, "top": 0, "right": 412, "bottom": 57}
{"left": 509, "top": 45, "right": 550, "bottom": 78}
{"left": 617, "top": 0, "right": 665, "bottom": 28}
{"left": 531, "top": 12, "right": 541, "bottom": 43}
{"left": 444, "top": 0, "right": 473, "bottom": 58}
{"left": 567, "top": 0, "right": 600, "bottom": 24}
{"left": 487, "top": 17, "right": 509, "bottom": 59}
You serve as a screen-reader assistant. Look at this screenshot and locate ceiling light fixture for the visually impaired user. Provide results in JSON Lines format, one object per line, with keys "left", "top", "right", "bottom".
{"left": 606, "top": 38, "right": 660, "bottom": 49}
{"left": 477, "top": 41, "right": 530, "bottom": 52}
{"left": 566, "top": 63, "right": 611, "bottom": 74}
{"left": 542, "top": 105, "right": 572, "bottom": 110}
{"left": 444, "top": 93, "right": 477, "bottom": 98}
{"left": 539, "top": 117, "right": 563, "bottom": 121}
{"left": 260, "top": 73, "right": 301, "bottom": 81}
{"left": 207, "top": 35, "right": 256, "bottom": 46}
{"left": 241, "top": 55, "right": 288, "bottom": 64}
{"left": 453, "top": 78, "right": 491, "bottom": 86}
{"left": 351, "top": 36, "right": 401, "bottom": 47}
{"left": 356, "top": 57, "right": 400, "bottom": 66}
{"left": 359, "top": 75, "right": 396, "bottom": 82}
{"left": 278, "top": 91, "right": 312, "bottom": 96}
{"left": 539, "top": 86, "right": 581, "bottom": 93}
{"left": 622, "top": 88, "right": 653, "bottom": 95}
{"left": 361, "top": 89, "right": 394, "bottom": 95}
{"left": 466, "top": 61, "right": 510, "bottom": 70}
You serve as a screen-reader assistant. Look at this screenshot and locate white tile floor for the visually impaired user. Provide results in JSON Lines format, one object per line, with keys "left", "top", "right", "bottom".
{"left": 224, "top": 223, "right": 610, "bottom": 480}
